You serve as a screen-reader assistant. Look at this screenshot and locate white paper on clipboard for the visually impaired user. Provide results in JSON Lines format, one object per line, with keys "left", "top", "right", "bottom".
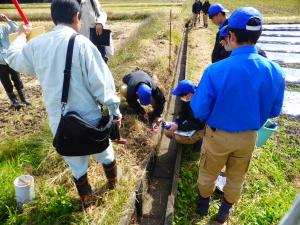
{"left": 174, "top": 130, "right": 196, "bottom": 137}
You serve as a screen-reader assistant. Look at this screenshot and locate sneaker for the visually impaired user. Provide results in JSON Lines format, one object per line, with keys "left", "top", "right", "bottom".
{"left": 196, "top": 195, "right": 210, "bottom": 215}
{"left": 216, "top": 198, "right": 233, "bottom": 223}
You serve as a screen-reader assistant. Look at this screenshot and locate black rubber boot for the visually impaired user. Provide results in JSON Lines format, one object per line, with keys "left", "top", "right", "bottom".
{"left": 216, "top": 198, "right": 233, "bottom": 223}
{"left": 196, "top": 194, "right": 210, "bottom": 215}
{"left": 193, "top": 140, "right": 203, "bottom": 152}
{"left": 73, "top": 173, "right": 92, "bottom": 202}
{"left": 17, "top": 89, "right": 31, "bottom": 105}
{"left": 103, "top": 160, "right": 122, "bottom": 189}
{"left": 7, "top": 92, "right": 22, "bottom": 110}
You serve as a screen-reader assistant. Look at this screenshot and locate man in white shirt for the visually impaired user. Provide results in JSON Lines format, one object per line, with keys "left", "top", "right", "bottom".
{"left": 7, "top": 0, "right": 122, "bottom": 203}
{"left": 77, "top": 0, "right": 107, "bottom": 38}
{"left": 77, "top": 0, "right": 113, "bottom": 63}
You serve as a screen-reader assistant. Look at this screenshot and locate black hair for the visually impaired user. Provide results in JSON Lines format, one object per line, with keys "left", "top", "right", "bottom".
{"left": 51, "top": 0, "right": 80, "bottom": 25}
{"left": 228, "top": 18, "right": 262, "bottom": 44}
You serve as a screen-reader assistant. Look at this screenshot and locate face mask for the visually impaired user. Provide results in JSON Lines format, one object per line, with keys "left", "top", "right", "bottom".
{"left": 180, "top": 97, "right": 190, "bottom": 102}
{"left": 224, "top": 43, "right": 232, "bottom": 52}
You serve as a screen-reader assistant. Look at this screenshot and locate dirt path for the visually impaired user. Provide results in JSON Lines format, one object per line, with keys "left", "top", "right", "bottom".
{"left": 106, "top": 21, "right": 141, "bottom": 49}
{"left": 186, "top": 24, "right": 216, "bottom": 84}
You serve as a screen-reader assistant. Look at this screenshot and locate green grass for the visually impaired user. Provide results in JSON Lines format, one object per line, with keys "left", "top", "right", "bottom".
{"left": 286, "top": 84, "right": 300, "bottom": 92}
{"left": 174, "top": 117, "right": 300, "bottom": 225}
{"left": 0, "top": 124, "right": 74, "bottom": 224}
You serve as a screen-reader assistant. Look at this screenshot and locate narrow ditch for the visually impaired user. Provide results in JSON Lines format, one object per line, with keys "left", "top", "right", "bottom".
{"left": 118, "top": 25, "right": 189, "bottom": 225}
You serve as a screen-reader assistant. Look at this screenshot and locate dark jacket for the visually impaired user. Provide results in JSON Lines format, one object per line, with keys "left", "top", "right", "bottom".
{"left": 123, "top": 71, "right": 166, "bottom": 121}
{"left": 202, "top": 1, "right": 210, "bottom": 14}
{"left": 176, "top": 101, "right": 205, "bottom": 131}
{"left": 192, "top": 1, "right": 202, "bottom": 14}
{"left": 212, "top": 19, "right": 231, "bottom": 63}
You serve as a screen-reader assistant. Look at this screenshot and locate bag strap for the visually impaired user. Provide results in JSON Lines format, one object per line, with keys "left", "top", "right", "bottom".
{"left": 90, "top": 0, "right": 100, "bottom": 18}
{"left": 61, "top": 33, "right": 78, "bottom": 114}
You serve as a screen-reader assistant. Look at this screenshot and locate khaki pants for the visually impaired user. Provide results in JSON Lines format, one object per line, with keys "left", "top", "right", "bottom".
{"left": 192, "top": 13, "right": 200, "bottom": 26}
{"left": 203, "top": 13, "right": 208, "bottom": 26}
{"left": 164, "top": 129, "right": 204, "bottom": 145}
{"left": 198, "top": 126, "right": 257, "bottom": 203}
{"left": 120, "top": 84, "right": 128, "bottom": 98}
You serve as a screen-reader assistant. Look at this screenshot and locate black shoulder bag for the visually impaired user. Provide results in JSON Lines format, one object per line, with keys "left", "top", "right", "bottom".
{"left": 53, "top": 34, "right": 113, "bottom": 156}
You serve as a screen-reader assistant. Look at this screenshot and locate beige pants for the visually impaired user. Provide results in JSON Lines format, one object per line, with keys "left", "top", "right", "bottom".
{"left": 120, "top": 84, "right": 128, "bottom": 98}
{"left": 203, "top": 13, "right": 208, "bottom": 26}
{"left": 164, "top": 129, "right": 204, "bottom": 145}
{"left": 198, "top": 126, "right": 257, "bottom": 203}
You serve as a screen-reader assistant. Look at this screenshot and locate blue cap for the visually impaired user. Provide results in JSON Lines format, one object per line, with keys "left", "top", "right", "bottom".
{"left": 208, "top": 4, "right": 229, "bottom": 18}
{"left": 228, "top": 7, "right": 263, "bottom": 31}
{"left": 219, "top": 25, "right": 228, "bottom": 38}
{"left": 172, "top": 80, "right": 196, "bottom": 96}
{"left": 137, "top": 83, "right": 152, "bottom": 106}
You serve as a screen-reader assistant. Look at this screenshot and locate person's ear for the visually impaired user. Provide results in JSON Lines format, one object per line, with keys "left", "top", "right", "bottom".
{"left": 73, "top": 12, "right": 81, "bottom": 32}
{"left": 228, "top": 31, "right": 234, "bottom": 43}
{"left": 217, "top": 13, "right": 222, "bottom": 23}
{"left": 73, "top": 12, "right": 80, "bottom": 24}
{"left": 228, "top": 31, "right": 238, "bottom": 49}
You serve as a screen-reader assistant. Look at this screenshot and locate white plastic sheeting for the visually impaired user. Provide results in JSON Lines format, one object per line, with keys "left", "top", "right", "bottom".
{"left": 265, "top": 52, "right": 300, "bottom": 64}
{"left": 283, "top": 91, "right": 300, "bottom": 118}
{"left": 258, "top": 24, "right": 300, "bottom": 118}
{"left": 283, "top": 68, "right": 300, "bottom": 84}
{"left": 256, "top": 43, "right": 300, "bottom": 53}
{"left": 263, "top": 24, "right": 300, "bottom": 31}
{"left": 258, "top": 36, "right": 300, "bottom": 44}
{"left": 262, "top": 31, "right": 300, "bottom": 37}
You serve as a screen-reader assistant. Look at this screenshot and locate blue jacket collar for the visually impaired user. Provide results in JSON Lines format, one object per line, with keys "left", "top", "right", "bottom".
{"left": 231, "top": 46, "right": 258, "bottom": 56}
{"left": 219, "top": 18, "right": 228, "bottom": 29}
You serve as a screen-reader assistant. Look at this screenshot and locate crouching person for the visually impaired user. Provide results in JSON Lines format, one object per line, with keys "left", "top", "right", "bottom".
{"left": 7, "top": 0, "right": 122, "bottom": 204}
{"left": 120, "top": 70, "right": 166, "bottom": 131}
{"left": 163, "top": 80, "right": 205, "bottom": 146}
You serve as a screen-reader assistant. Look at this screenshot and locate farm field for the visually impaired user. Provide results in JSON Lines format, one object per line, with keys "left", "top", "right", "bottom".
{"left": 0, "top": 0, "right": 300, "bottom": 225}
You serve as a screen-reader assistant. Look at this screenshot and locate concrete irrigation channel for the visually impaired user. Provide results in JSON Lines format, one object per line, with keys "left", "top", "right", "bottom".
{"left": 259, "top": 24, "right": 300, "bottom": 119}
{"left": 118, "top": 26, "right": 189, "bottom": 225}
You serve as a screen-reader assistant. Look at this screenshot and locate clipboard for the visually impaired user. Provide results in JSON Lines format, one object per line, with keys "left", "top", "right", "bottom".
{"left": 89, "top": 28, "right": 111, "bottom": 46}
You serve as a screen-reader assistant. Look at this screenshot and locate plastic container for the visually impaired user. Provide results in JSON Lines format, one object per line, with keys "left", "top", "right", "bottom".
{"left": 257, "top": 120, "right": 278, "bottom": 147}
{"left": 14, "top": 175, "right": 35, "bottom": 205}
{"left": 161, "top": 121, "right": 172, "bottom": 130}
